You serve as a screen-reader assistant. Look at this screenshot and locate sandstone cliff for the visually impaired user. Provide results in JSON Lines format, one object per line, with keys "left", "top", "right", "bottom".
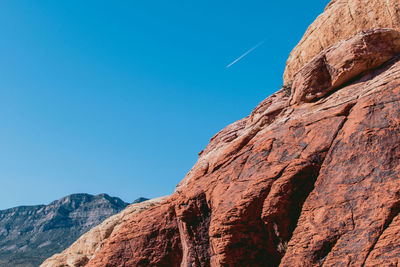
{"left": 51, "top": 0, "right": 400, "bottom": 266}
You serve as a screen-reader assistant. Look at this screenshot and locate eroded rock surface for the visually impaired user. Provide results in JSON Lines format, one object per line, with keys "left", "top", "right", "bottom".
{"left": 281, "top": 60, "right": 400, "bottom": 266}
{"left": 50, "top": 1, "right": 400, "bottom": 266}
{"left": 82, "top": 26, "right": 400, "bottom": 266}
{"left": 290, "top": 29, "right": 400, "bottom": 104}
{"left": 283, "top": 0, "right": 400, "bottom": 84}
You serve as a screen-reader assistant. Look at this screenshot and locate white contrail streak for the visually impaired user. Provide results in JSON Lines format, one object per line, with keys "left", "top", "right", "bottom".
{"left": 226, "top": 40, "right": 265, "bottom": 68}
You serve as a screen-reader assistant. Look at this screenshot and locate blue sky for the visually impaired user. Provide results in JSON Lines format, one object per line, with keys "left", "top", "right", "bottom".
{"left": 0, "top": 0, "right": 330, "bottom": 209}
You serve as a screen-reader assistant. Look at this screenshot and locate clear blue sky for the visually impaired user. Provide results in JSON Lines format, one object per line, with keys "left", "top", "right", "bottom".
{"left": 0, "top": 0, "right": 330, "bottom": 209}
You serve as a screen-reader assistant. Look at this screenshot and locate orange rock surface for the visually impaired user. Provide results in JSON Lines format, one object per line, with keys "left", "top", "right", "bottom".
{"left": 290, "top": 29, "right": 400, "bottom": 104}
{"left": 51, "top": 1, "right": 400, "bottom": 266}
{"left": 283, "top": 0, "right": 400, "bottom": 84}
{"left": 86, "top": 27, "right": 400, "bottom": 266}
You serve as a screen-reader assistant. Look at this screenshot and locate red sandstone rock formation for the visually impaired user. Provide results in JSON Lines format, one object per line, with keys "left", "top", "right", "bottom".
{"left": 55, "top": 1, "right": 400, "bottom": 266}
{"left": 283, "top": 0, "right": 400, "bottom": 84}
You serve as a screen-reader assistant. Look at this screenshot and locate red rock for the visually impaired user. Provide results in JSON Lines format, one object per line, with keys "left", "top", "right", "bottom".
{"left": 281, "top": 64, "right": 400, "bottom": 266}
{"left": 290, "top": 29, "right": 400, "bottom": 105}
{"left": 283, "top": 0, "right": 400, "bottom": 84}
{"left": 84, "top": 26, "right": 400, "bottom": 266}
{"left": 31, "top": 1, "right": 400, "bottom": 266}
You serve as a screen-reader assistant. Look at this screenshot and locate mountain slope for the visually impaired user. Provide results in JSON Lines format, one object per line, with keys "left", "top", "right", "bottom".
{"left": 0, "top": 193, "right": 128, "bottom": 267}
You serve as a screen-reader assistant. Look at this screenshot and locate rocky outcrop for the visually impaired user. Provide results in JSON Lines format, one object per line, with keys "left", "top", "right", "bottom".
{"left": 50, "top": 1, "right": 400, "bottom": 266}
{"left": 41, "top": 196, "right": 168, "bottom": 267}
{"left": 290, "top": 29, "right": 400, "bottom": 104}
{"left": 0, "top": 194, "right": 128, "bottom": 267}
{"left": 82, "top": 26, "right": 400, "bottom": 266}
{"left": 283, "top": 0, "right": 400, "bottom": 84}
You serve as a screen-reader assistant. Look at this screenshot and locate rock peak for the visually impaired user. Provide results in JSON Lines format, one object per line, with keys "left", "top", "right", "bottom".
{"left": 283, "top": 0, "right": 400, "bottom": 84}
{"left": 289, "top": 28, "right": 400, "bottom": 105}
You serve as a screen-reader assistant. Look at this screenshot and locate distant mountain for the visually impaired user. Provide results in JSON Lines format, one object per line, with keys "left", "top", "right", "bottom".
{"left": 0, "top": 193, "right": 130, "bottom": 267}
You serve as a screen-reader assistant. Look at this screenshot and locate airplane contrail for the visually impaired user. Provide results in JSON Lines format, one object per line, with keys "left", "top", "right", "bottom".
{"left": 226, "top": 40, "right": 265, "bottom": 68}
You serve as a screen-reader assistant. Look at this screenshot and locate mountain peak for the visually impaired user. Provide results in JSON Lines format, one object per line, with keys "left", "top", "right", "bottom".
{"left": 0, "top": 193, "right": 128, "bottom": 267}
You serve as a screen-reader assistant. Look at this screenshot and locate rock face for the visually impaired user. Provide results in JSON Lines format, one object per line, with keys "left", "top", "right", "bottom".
{"left": 0, "top": 194, "right": 128, "bottom": 267}
{"left": 290, "top": 29, "right": 400, "bottom": 104}
{"left": 54, "top": 1, "right": 400, "bottom": 266}
{"left": 85, "top": 32, "right": 400, "bottom": 267}
{"left": 41, "top": 196, "right": 168, "bottom": 267}
{"left": 283, "top": 0, "right": 400, "bottom": 84}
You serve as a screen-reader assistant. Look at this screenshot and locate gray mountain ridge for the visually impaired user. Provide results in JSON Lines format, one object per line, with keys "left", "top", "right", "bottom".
{"left": 0, "top": 193, "right": 146, "bottom": 267}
